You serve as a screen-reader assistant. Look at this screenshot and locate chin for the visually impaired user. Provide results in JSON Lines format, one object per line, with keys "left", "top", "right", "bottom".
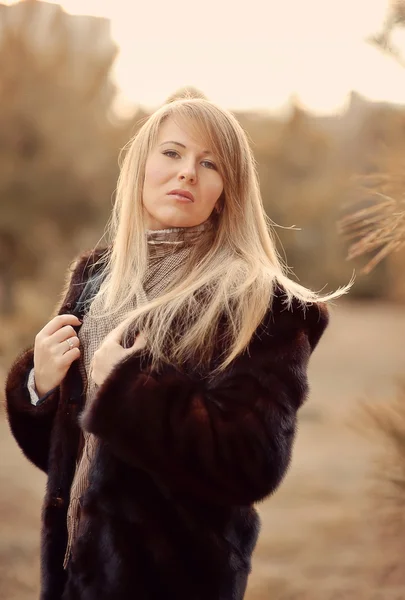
{"left": 146, "top": 208, "right": 206, "bottom": 230}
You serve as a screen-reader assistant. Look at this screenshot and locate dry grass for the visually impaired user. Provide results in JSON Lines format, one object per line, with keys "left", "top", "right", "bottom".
{"left": 339, "top": 193, "right": 405, "bottom": 274}
{"left": 351, "top": 386, "right": 405, "bottom": 589}
{"left": 338, "top": 172, "right": 405, "bottom": 275}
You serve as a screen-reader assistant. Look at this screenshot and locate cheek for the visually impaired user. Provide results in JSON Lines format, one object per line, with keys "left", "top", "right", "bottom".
{"left": 144, "top": 162, "right": 164, "bottom": 190}
{"left": 143, "top": 160, "right": 168, "bottom": 213}
{"left": 203, "top": 177, "right": 224, "bottom": 207}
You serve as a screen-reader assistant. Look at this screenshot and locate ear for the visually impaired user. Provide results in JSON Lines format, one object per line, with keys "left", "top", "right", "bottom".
{"left": 215, "top": 191, "right": 225, "bottom": 214}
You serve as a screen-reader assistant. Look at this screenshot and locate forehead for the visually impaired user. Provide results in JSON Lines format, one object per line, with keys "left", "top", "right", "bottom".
{"left": 156, "top": 117, "right": 212, "bottom": 153}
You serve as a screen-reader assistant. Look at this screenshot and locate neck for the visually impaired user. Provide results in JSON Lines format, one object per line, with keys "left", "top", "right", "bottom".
{"left": 146, "top": 218, "right": 213, "bottom": 258}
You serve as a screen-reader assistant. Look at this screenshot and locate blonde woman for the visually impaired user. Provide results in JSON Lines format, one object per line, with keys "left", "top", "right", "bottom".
{"left": 6, "top": 97, "right": 346, "bottom": 600}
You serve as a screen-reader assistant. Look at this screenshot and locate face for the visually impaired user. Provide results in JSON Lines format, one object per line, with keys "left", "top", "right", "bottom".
{"left": 142, "top": 117, "right": 224, "bottom": 230}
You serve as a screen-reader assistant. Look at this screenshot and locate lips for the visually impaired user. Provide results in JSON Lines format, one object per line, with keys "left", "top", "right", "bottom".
{"left": 168, "top": 189, "right": 195, "bottom": 202}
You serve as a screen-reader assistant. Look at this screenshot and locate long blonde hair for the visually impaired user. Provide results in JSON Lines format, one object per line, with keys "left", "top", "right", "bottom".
{"left": 87, "top": 98, "right": 348, "bottom": 375}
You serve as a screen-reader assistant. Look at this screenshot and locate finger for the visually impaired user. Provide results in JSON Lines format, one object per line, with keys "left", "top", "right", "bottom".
{"left": 60, "top": 345, "right": 81, "bottom": 365}
{"left": 41, "top": 314, "right": 82, "bottom": 337}
{"left": 50, "top": 325, "right": 78, "bottom": 344}
{"left": 104, "top": 326, "right": 124, "bottom": 343}
{"left": 125, "top": 332, "right": 146, "bottom": 353}
{"left": 102, "top": 327, "right": 128, "bottom": 350}
{"left": 60, "top": 336, "right": 80, "bottom": 356}
{"left": 136, "top": 332, "right": 146, "bottom": 344}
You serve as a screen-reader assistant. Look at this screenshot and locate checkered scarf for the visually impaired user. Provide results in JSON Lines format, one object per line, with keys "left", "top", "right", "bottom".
{"left": 64, "top": 219, "right": 213, "bottom": 567}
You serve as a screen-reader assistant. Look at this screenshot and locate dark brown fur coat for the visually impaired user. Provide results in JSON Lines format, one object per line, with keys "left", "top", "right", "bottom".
{"left": 5, "top": 249, "right": 329, "bottom": 600}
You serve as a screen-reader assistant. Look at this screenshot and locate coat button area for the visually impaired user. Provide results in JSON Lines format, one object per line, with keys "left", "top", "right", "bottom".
{"left": 50, "top": 496, "right": 64, "bottom": 508}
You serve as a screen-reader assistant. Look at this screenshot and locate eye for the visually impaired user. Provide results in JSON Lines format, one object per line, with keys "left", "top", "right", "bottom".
{"left": 162, "top": 150, "right": 179, "bottom": 159}
{"left": 162, "top": 150, "right": 217, "bottom": 170}
{"left": 201, "top": 160, "right": 217, "bottom": 170}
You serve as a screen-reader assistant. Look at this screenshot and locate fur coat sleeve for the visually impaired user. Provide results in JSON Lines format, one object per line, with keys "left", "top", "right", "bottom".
{"left": 4, "top": 253, "right": 95, "bottom": 473}
{"left": 81, "top": 296, "right": 329, "bottom": 506}
{"left": 5, "top": 348, "right": 60, "bottom": 473}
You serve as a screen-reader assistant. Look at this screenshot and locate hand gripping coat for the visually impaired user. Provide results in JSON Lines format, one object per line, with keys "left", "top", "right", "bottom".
{"left": 5, "top": 248, "right": 329, "bottom": 600}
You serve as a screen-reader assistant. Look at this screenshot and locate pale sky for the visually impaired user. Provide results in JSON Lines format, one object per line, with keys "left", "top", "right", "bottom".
{"left": 5, "top": 0, "right": 405, "bottom": 115}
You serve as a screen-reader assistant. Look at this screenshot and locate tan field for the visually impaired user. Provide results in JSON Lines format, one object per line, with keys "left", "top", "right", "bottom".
{"left": 1, "top": 300, "right": 405, "bottom": 600}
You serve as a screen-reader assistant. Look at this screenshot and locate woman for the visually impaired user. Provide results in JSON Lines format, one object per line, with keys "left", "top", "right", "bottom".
{"left": 5, "top": 97, "right": 346, "bottom": 600}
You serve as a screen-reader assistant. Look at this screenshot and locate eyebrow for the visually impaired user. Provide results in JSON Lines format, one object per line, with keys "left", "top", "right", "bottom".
{"left": 159, "top": 140, "right": 212, "bottom": 155}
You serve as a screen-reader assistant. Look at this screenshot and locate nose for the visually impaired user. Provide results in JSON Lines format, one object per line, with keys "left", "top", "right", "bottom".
{"left": 178, "top": 162, "right": 197, "bottom": 184}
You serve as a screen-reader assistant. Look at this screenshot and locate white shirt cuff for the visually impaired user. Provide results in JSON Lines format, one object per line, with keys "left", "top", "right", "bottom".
{"left": 27, "top": 368, "right": 41, "bottom": 406}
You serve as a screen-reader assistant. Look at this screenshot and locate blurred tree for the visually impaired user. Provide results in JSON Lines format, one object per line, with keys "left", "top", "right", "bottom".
{"left": 339, "top": 0, "right": 405, "bottom": 299}
{"left": 0, "top": 0, "right": 131, "bottom": 314}
{"left": 238, "top": 105, "right": 355, "bottom": 293}
{"left": 368, "top": 0, "right": 405, "bottom": 67}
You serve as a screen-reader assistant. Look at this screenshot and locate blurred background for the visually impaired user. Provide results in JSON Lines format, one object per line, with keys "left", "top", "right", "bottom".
{"left": 1, "top": 0, "right": 405, "bottom": 598}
